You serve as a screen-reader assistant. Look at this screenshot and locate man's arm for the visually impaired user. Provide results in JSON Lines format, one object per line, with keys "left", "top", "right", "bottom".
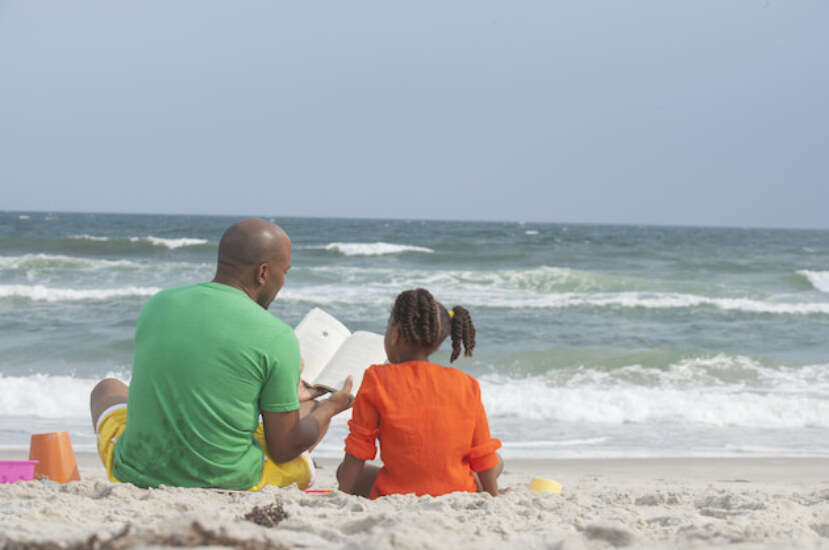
{"left": 262, "top": 377, "right": 353, "bottom": 463}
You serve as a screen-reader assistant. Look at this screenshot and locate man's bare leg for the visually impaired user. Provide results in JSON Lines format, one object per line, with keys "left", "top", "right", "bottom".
{"left": 90, "top": 378, "right": 128, "bottom": 430}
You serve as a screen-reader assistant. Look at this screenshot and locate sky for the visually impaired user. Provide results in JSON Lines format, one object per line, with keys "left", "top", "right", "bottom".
{"left": 1, "top": 1, "right": 828, "bottom": 229}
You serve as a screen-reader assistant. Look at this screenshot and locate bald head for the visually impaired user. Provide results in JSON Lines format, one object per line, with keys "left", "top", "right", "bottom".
{"left": 213, "top": 218, "right": 292, "bottom": 308}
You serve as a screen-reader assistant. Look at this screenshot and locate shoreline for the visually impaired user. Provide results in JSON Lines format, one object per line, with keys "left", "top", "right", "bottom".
{"left": 4, "top": 450, "right": 829, "bottom": 484}
{"left": 2, "top": 451, "right": 829, "bottom": 548}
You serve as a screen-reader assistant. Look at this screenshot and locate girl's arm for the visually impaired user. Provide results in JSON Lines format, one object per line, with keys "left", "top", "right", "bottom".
{"left": 337, "top": 453, "right": 368, "bottom": 495}
{"left": 477, "top": 468, "right": 499, "bottom": 497}
{"left": 474, "top": 453, "right": 505, "bottom": 496}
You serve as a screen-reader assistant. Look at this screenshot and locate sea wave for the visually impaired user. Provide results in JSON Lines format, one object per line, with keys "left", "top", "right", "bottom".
{"left": 477, "top": 357, "right": 829, "bottom": 429}
{"left": 301, "top": 242, "right": 435, "bottom": 256}
{"left": 68, "top": 235, "right": 209, "bottom": 249}
{"left": 283, "top": 285, "right": 829, "bottom": 316}
{"left": 0, "top": 284, "right": 162, "bottom": 302}
{"left": 293, "top": 265, "right": 676, "bottom": 294}
{"left": 798, "top": 270, "right": 829, "bottom": 293}
{"left": 140, "top": 236, "right": 208, "bottom": 249}
{"left": 524, "top": 292, "right": 829, "bottom": 315}
{"left": 3, "top": 357, "right": 829, "bottom": 432}
{"left": 0, "top": 373, "right": 127, "bottom": 419}
{"left": 0, "top": 254, "right": 140, "bottom": 270}
{"left": 480, "top": 381, "right": 829, "bottom": 429}
{"left": 296, "top": 265, "right": 737, "bottom": 296}
{"left": 530, "top": 354, "right": 829, "bottom": 389}
{"left": 0, "top": 254, "right": 209, "bottom": 273}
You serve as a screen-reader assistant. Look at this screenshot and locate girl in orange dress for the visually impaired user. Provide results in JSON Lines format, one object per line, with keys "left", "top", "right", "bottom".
{"left": 337, "top": 288, "right": 504, "bottom": 498}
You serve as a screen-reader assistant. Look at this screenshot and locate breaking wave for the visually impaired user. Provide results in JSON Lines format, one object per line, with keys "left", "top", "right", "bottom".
{"left": 798, "top": 270, "right": 829, "bottom": 293}
{"left": 68, "top": 235, "right": 209, "bottom": 249}
{"left": 302, "top": 242, "right": 435, "bottom": 256}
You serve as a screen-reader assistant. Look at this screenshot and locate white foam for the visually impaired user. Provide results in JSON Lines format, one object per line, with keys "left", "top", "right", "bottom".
{"left": 69, "top": 234, "right": 109, "bottom": 242}
{"left": 798, "top": 270, "right": 829, "bottom": 293}
{"left": 135, "top": 236, "right": 209, "bottom": 249}
{"left": 525, "top": 230, "right": 539, "bottom": 235}
{"left": 304, "top": 242, "right": 435, "bottom": 256}
{"left": 0, "top": 284, "right": 162, "bottom": 302}
{"left": 17, "top": 215, "right": 30, "bottom": 220}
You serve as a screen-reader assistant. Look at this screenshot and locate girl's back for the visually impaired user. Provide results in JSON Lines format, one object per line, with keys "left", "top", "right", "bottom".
{"left": 347, "top": 360, "right": 498, "bottom": 498}
{"left": 337, "top": 288, "right": 503, "bottom": 498}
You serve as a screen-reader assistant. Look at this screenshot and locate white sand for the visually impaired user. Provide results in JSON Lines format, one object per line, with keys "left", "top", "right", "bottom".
{"left": 2, "top": 451, "right": 829, "bottom": 549}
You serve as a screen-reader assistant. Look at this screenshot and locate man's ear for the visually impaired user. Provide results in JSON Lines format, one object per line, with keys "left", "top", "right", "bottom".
{"left": 255, "top": 263, "right": 269, "bottom": 286}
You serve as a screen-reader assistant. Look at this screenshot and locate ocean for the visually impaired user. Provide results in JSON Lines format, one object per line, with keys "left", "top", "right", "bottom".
{"left": 1, "top": 211, "right": 828, "bottom": 459}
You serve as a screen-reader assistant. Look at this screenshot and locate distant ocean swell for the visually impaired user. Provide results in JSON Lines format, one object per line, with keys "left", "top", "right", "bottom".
{"left": 3, "top": 246, "right": 826, "bottom": 294}
{"left": 5, "top": 286, "right": 824, "bottom": 316}
{"left": 2, "top": 258, "right": 826, "bottom": 316}
{"left": 284, "top": 289, "right": 829, "bottom": 316}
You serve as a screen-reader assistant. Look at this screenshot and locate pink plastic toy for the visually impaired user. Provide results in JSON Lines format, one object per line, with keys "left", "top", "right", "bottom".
{"left": 0, "top": 460, "right": 39, "bottom": 484}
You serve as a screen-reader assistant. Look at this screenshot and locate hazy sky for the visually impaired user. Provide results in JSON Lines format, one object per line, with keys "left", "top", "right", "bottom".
{"left": 1, "top": 1, "right": 827, "bottom": 228}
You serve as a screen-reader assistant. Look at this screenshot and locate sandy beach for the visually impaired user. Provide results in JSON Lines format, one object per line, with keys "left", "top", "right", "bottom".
{"left": 2, "top": 451, "right": 829, "bottom": 549}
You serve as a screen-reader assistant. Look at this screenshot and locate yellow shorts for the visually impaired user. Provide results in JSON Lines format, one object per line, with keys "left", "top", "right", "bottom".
{"left": 95, "top": 404, "right": 314, "bottom": 491}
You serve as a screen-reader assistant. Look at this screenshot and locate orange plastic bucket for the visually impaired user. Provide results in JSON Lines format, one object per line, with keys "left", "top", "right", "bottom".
{"left": 29, "top": 432, "right": 81, "bottom": 483}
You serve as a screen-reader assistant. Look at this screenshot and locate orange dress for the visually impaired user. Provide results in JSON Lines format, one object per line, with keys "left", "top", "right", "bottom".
{"left": 344, "top": 361, "right": 501, "bottom": 498}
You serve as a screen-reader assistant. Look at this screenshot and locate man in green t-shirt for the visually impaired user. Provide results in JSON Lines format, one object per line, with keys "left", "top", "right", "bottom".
{"left": 89, "top": 218, "right": 353, "bottom": 490}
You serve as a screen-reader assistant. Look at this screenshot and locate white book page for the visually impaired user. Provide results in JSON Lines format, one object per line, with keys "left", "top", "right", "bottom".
{"left": 293, "top": 308, "right": 351, "bottom": 384}
{"left": 313, "top": 331, "right": 387, "bottom": 394}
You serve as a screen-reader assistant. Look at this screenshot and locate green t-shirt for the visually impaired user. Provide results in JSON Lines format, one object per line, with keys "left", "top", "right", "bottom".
{"left": 112, "top": 282, "right": 301, "bottom": 489}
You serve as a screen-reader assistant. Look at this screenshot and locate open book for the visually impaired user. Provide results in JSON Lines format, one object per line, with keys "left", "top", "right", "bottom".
{"left": 293, "top": 308, "right": 387, "bottom": 394}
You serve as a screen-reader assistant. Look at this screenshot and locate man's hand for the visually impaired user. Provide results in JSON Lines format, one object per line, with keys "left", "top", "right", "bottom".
{"left": 298, "top": 379, "right": 325, "bottom": 402}
{"left": 262, "top": 376, "right": 355, "bottom": 463}
{"left": 297, "top": 358, "right": 325, "bottom": 402}
{"left": 326, "top": 376, "right": 354, "bottom": 413}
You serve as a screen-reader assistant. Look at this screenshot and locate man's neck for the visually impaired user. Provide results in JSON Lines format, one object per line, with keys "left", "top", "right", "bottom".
{"left": 212, "top": 275, "right": 256, "bottom": 302}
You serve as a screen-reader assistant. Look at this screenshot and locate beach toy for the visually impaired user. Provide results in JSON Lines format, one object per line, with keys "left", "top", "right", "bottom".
{"left": 0, "top": 460, "right": 39, "bottom": 484}
{"left": 28, "top": 432, "right": 81, "bottom": 483}
{"left": 529, "top": 477, "right": 562, "bottom": 494}
{"left": 303, "top": 489, "right": 333, "bottom": 494}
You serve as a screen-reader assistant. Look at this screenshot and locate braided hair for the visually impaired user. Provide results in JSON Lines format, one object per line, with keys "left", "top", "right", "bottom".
{"left": 389, "top": 288, "right": 476, "bottom": 363}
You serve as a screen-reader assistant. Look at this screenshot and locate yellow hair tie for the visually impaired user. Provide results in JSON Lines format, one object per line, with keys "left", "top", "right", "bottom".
{"left": 448, "top": 309, "right": 454, "bottom": 319}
